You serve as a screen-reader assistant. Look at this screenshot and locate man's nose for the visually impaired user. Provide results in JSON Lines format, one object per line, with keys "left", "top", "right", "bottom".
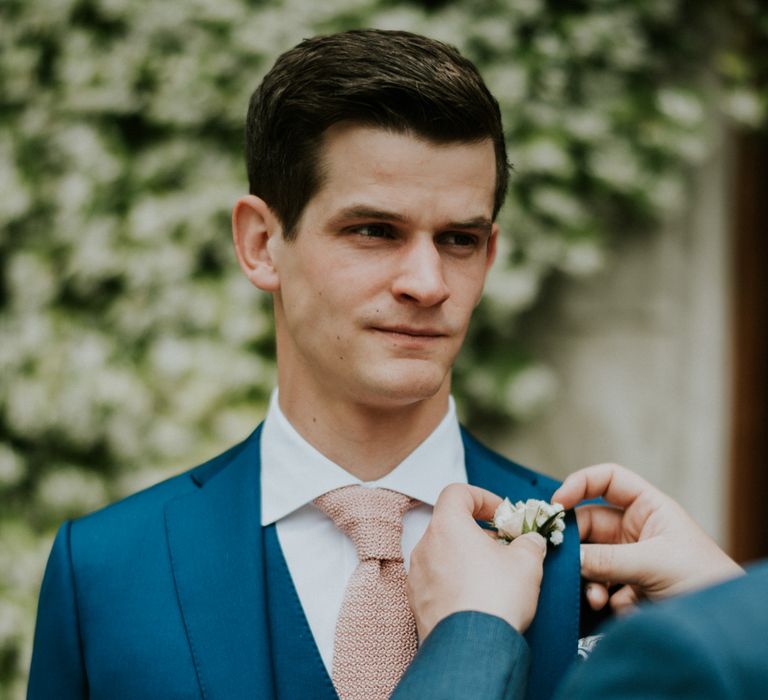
{"left": 391, "top": 238, "right": 450, "bottom": 307}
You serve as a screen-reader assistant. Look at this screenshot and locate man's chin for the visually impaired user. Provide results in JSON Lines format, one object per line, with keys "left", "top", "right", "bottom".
{"left": 353, "top": 362, "right": 450, "bottom": 407}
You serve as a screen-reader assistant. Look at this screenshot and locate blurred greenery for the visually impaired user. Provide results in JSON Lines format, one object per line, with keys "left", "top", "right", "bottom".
{"left": 0, "top": 0, "right": 766, "bottom": 694}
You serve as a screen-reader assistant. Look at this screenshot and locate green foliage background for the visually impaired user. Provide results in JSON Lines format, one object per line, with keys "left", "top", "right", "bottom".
{"left": 0, "top": 0, "right": 765, "bottom": 694}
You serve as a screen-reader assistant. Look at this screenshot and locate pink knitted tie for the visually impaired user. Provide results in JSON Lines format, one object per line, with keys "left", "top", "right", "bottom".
{"left": 314, "top": 486, "right": 419, "bottom": 700}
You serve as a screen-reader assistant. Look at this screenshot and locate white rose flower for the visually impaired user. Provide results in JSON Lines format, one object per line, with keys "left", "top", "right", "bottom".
{"left": 494, "top": 498, "right": 525, "bottom": 539}
{"left": 535, "top": 503, "right": 554, "bottom": 528}
{"left": 491, "top": 498, "right": 566, "bottom": 546}
{"left": 525, "top": 499, "right": 543, "bottom": 531}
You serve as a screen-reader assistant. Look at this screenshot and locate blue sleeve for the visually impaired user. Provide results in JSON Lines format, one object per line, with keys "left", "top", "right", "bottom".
{"left": 28, "top": 521, "right": 88, "bottom": 699}
{"left": 393, "top": 611, "right": 529, "bottom": 700}
{"left": 554, "top": 608, "right": 730, "bottom": 700}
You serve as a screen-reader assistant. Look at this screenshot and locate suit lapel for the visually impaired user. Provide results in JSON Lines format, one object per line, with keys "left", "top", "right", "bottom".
{"left": 462, "top": 429, "right": 540, "bottom": 497}
{"left": 164, "top": 425, "right": 275, "bottom": 700}
{"left": 463, "top": 429, "right": 581, "bottom": 699}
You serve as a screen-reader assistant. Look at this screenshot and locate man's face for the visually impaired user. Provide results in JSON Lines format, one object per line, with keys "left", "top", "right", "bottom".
{"left": 269, "top": 124, "right": 498, "bottom": 410}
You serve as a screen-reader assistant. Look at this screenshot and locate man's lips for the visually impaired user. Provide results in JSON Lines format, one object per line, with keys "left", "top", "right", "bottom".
{"left": 371, "top": 325, "right": 448, "bottom": 338}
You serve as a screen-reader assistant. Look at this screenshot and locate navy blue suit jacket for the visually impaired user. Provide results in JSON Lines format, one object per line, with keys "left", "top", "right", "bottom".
{"left": 396, "top": 561, "right": 768, "bottom": 700}
{"left": 558, "top": 560, "right": 768, "bottom": 699}
{"left": 28, "top": 424, "right": 581, "bottom": 699}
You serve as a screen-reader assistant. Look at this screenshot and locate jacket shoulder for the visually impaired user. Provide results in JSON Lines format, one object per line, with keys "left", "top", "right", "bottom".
{"left": 70, "top": 434, "right": 254, "bottom": 543}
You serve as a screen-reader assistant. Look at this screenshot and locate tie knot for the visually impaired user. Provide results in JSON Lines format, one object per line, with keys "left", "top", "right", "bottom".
{"left": 314, "top": 486, "right": 417, "bottom": 562}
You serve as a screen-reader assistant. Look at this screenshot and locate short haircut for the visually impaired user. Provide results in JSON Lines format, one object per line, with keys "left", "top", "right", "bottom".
{"left": 245, "top": 28, "right": 509, "bottom": 239}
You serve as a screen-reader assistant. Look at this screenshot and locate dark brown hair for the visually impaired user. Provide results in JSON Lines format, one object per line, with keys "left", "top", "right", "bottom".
{"left": 246, "top": 29, "right": 509, "bottom": 239}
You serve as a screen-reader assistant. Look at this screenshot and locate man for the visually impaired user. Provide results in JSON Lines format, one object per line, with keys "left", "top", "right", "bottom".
{"left": 394, "top": 464, "right": 758, "bottom": 699}
{"left": 28, "top": 30, "right": 583, "bottom": 700}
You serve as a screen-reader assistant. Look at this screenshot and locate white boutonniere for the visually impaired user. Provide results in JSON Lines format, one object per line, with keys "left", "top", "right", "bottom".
{"left": 491, "top": 498, "right": 566, "bottom": 546}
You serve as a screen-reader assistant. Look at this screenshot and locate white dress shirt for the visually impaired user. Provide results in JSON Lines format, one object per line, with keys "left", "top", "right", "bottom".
{"left": 260, "top": 390, "right": 467, "bottom": 676}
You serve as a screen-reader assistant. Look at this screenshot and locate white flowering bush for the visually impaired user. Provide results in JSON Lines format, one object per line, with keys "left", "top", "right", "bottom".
{"left": 0, "top": 0, "right": 765, "bottom": 693}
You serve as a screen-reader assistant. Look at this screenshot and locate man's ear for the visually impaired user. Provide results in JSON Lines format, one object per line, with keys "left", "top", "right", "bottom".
{"left": 232, "top": 194, "right": 281, "bottom": 292}
{"left": 485, "top": 223, "right": 499, "bottom": 272}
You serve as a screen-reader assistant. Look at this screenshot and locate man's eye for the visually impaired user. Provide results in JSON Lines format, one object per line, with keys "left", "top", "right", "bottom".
{"left": 440, "top": 232, "right": 479, "bottom": 247}
{"left": 354, "top": 224, "right": 395, "bottom": 239}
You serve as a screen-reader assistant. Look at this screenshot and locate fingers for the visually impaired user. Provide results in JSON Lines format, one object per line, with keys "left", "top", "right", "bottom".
{"left": 579, "top": 541, "right": 655, "bottom": 585}
{"left": 584, "top": 581, "right": 640, "bottom": 614}
{"left": 584, "top": 582, "right": 609, "bottom": 610}
{"left": 609, "top": 584, "right": 642, "bottom": 614}
{"left": 584, "top": 581, "right": 639, "bottom": 613}
{"left": 574, "top": 504, "right": 625, "bottom": 543}
{"left": 432, "top": 483, "right": 503, "bottom": 526}
{"left": 552, "top": 463, "right": 664, "bottom": 511}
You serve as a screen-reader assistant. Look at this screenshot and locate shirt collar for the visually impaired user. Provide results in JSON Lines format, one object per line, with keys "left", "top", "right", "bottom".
{"left": 260, "top": 389, "right": 466, "bottom": 525}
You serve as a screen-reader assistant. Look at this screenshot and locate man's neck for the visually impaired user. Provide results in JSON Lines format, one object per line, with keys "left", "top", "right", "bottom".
{"left": 276, "top": 386, "right": 451, "bottom": 481}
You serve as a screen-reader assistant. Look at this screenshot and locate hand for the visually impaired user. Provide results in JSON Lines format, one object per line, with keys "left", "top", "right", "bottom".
{"left": 552, "top": 463, "right": 744, "bottom": 613}
{"left": 407, "top": 483, "right": 547, "bottom": 640}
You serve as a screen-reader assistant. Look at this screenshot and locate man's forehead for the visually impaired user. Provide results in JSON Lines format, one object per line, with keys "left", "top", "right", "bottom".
{"left": 312, "top": 123, "right": 497, "bottom": 205}
{"left": 318, "top": 121, "right": 494, "bottom": 159}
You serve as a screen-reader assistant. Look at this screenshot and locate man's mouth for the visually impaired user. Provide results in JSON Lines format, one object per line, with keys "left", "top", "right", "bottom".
{"left": 372, "top": 325, "right": 448, "bottom": 339}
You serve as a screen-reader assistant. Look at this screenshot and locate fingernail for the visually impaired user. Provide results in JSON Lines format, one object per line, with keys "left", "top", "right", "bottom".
{"left": 580, "top": 546, "right": 584, "bottom": 566}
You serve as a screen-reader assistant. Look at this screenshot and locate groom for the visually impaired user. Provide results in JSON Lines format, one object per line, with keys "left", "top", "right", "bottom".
{"left": 29, "top": 30, "right": 583, "bottom": 700}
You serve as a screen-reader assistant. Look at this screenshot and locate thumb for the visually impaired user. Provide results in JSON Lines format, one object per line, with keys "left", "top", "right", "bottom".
{"left": 580, "top": 542, "right": 655, "bottom": 585}
{"left": 432, "top": 483, "right": 502, "bottom": 528}
{"left": 506, "top": 533, "right": 547, "bottom": 590}
{"left": 511, "top": 532, "right": 548, "bottom": 559}
{"left": 507, "top": 532, "right": 547, "bottom": 571}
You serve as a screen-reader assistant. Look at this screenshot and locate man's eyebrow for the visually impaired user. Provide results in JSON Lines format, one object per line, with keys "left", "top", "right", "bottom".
{"left": 330, "top": 206, "right": 408, "bottom": 225}
{"left": 330, "top": 206, "right": 493, "bottom": 233}
{"left": 445, "top": 217, "right": 493, "bottom": 234}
